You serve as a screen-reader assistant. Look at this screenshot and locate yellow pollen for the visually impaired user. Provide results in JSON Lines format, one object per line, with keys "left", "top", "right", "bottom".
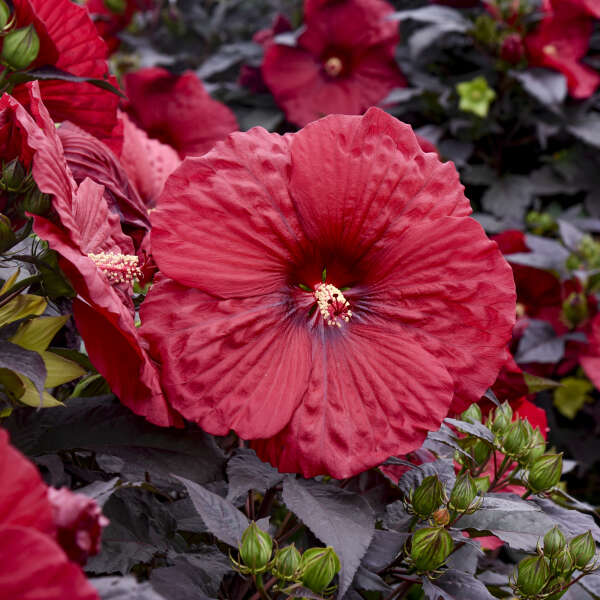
{"left": 324, "top": 56, "right": 343, "bottom": 77}
{"left": 314, "top": 283, "right": 352, "bottom": 328}
{"left": 88, "top": 251, "right": 142, "bottom": 284}
{"left": 543, "top": 44, "right": 557, "bottom": 56}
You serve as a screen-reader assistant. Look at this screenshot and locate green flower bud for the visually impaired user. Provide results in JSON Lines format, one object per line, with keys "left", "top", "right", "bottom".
{"left": 491, "top": 401, "right": 513, "bottom": 435}
{"left": 273, "top": 544, "right": 301, "bottom": 581}
{"left": 522, "top": 428, "right": 546, "bottom": 466}
{"left": 569, "top": 531, "right": 595, "bottom": 570}
{"left": 1, "top": 159, "right": 26, "bottom": 192}
{"left": 411, "top": 475, "right": 446, "bottom": 518}
{"left": 239, "top": 522, "right": 272, "bottom": 573}
{"left": 456, "top": 76, "right": 496, "bottom": 118}
{"left": 103, "top": 0, "right": 127, "bottom": 15}
{"left": 528, "top": 453, "right": 562, "bottom": 493}
{"left": 0, "top": 213, "right": 15, "bottom": 252}
{"left": 502, "top": 419, "right": 530, "bottom": 456}
{"left": 2, "top": 24, "right": 40, "bottom": 71}
{"left": 461, "top": 403, "right": 482, "bottom": 424}
{"left": 449, "top": 472, "right": 478, "bottom": 512}
{"left": 410, "top": 527, "right": 453, "bottom": 573}
{"left": 561, "top": 292, "right": 589, "bottom": 328}
{"left": 0, "top": 1, "right": 11, "bottom": 32}
{"left": 21, "top": 187, "right": 50, "bottom": 216}
{"left": 515, "top": 555, "right": 550, "bottom": 597}
{"left": 472, "top": 439, "right": 492, "bottom": 465}
{"left": 551, "top": 548, "right": 574, "bottom": 576}
{"left": 474, "top": 475, "right": 490, "bottom": 494}
{"left": 544, "top": 526, "right": 567, "bottom": 559}
{"left": 300, "top": 546, "right": 340, "bottom": 593}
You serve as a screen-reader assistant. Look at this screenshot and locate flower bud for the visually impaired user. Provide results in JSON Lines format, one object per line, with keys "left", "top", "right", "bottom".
{"left": 561, "top": 292, "right": 588, "bottom": 328}
{"left": 528, "top": 454, "right": 562, "bottom": 493}
{"left": 449, "top": 472, "right": 478, "bottom": 512}
{"left": 569, "top": 531, "right": 595, "bottom": 570}
{"left": 491, "top": 402, "right": 513, "bottom": 435}
{"left": 0, "top": 213, "right": 16, "bottom": 252}
{"left": 544, "top": 526, "right": 567, "bottom": 559}
{"left": 472, "top": 439, "right": 492, "bottom": 465}
{"left": 502, "top": 419, "right": 530, "bottom": 456}
{"left": 300, "top": 546, "right": 340, "bottom": 593}
{"left": 432, "top": 508, "right": 450, "bottom": 527}
{"left": 551, "top": 548, "right": 574, "bottom": 576}
{"left": 500, "top": 32, "right": 524, "bottom": 64}
{"left": 2, "top": 24, "right": 40, "bottom": 71}
{"left": 22, "top": 187, "right": 50, "bottom": 216}
{"left": 522, "top": 428, "right": 546, "bottom": 466}
{"left": 460, "top": 403, "right": 482, "bottom": 424}
{"left": 409, "top": 527, "right": 453, "bottom": 573}
{"left": 273, "top": 544, "right": 301, "bottom": 581}
{"left": 103, "top": 0, "right": 127, "bottom": 14}
{"left": 515, "top": 555, "right": 550, "bottom": 597}
{"left": 411, "top": 475, "right": 446, "bottom": 518}
{"left": 1, "top": 159, "right": 26, "bottom": 192}
{"left": 239, "top": 522, "right": 272, "bottom": 573}
{"left": 0, "top": 1, "right": 10, "bottom": 30}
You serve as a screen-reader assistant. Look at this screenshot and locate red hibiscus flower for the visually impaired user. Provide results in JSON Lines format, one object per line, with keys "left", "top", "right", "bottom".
{"left": 0, "top": 430, "right": 100, "bottom": 600}
{"left": 123, "top": 67, "right": 238, "bottom": 158}
{"left": 7, "top": 0, "right": 120, "bottom": 140}
{"left": 581, "top": 314, "right": 600, "bottom": 390}
{"left": 261, "top": 0, "right": 406, "bottom": 127}
{"left": 141, "top": 108, "right": 515, "bottom": 478}
{"left": 524, "top": 0, "right": 600, "bottom": 99}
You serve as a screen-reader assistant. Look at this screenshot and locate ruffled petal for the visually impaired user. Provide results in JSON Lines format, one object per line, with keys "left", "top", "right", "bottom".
{"left": 151, "top": 127, "right": 306, "bottom": 296}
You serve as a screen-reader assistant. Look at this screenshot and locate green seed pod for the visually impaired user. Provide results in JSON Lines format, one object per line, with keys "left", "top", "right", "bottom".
{"left": 409, "top": 527, "right": 453, "bottom": 573}
{"left": 273, "top": 544, "right": 301, "bottom": 581}
{"left": 569, "top": 531, "right": 596, "bottom": 570}
{"left": 449, "top": 472, "right": 478, "bottom": 512}
{"left": 0, "top": 1, "right": 10, "bottom": 30}
{"left": 1, "top": 159, "right": 26, "bottom": 192}
{"left": 21, "top": 187, "right": 50, "bottom": 216}
{"left": 2, "top": 24, "right": 40, "bottom": 71}
{"left": 515, "top": 555, "right": 550, "bottom": 597}
{"left": 544, "top": 526, "right": 567, "bottom": 559}
{"left": 502, "top": 419, "right": 530, "bottom": 456}
{"left": 551, "top": 548, "right": 574, "bottom": 577}
{"left": 472, "top": 439, "right": 492, "bottom": 465}
{"left": 460, "top": 403, "right": 482, "bottom": 424}
{"left": 300, "top": 546, "right": 341, "bottom": 593}
{"left": 528, "top": 454, "right": 562, "bottom": 493}
{"left": 0, "top": 213, "right": 15, "bottom": 252}
{"left": 238, "top": 522, "right": 272, "bottom": 573}
{"left": 411, "top": 475, "right": 446, "bottom": 519}
{"left": 491, "top": 401, "right": 513, "bottom": 435}
{"left": 522, "top": 428, "right": 546, "bottom": 466}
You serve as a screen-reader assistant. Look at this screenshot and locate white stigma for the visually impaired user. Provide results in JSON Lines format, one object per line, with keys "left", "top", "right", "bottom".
{"left": 314, "top": 283, "right": 352, "bottom": 328}
{"left": 88, "top": 251, "right": 142, "bottom": 284}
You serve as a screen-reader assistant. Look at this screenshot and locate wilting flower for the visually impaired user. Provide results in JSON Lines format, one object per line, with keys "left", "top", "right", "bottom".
{"left": 0, "top": 430, "right": 100, "bottom": 600}
{"left": 141, "top": 108, "right": 515, "bottom": 478}
{"left": 524, "top": 0, "right": 600, "bottom": 99}
{"left": 262, "top": 0, "right": 406, "bottom": 127}
{"left": 123, "top": 67, "right": 238, "bottom": 158}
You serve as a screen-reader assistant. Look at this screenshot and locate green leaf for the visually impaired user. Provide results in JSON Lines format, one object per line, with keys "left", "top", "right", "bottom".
{"left": 523, "top": 372, "right": 560, "bottom": 394}
{"left": 0, "top": 340, "right": 46, "bottom": 403}
{"left": 554, "top": 377, "right": 594, "bottom": 419}
{"left": 40, "top": 350, "right": 85, "bottom": 387}
{"left": 11, "top": 315, "right": 69, "bottom": 351}
{"left": 0, "top": 294, "right": 46, "bottom": 328}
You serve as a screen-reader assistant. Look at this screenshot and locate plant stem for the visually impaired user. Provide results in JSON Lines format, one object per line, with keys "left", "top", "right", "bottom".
{"left": 252, "top": 573, "right": 273, "bottom": 600}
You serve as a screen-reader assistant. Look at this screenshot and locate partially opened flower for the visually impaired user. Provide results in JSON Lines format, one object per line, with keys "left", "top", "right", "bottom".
{"left": 123, "top": 67, "right": 238, "bottom": 158}
{"left": 262, "top": 0, "right": 406, "bottom": 127}
{"left": 141, "top": 108, "right": 515, "bottom": 478}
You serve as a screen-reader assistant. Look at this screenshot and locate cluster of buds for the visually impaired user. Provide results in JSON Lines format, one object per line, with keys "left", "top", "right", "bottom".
{"left": 511, "top": 526, "right": 598, "bottom": 599}
{"left": 0, "top": 0, "right": 40, "bottom": 73}
{"left": 566, "top": 234, "right": 600, "bottom": 272}
{"left": 233, "top": 522, "right": 341, "bottom": 596}
{"left": 526, "top": 211, "right": 557, "bottom": 236}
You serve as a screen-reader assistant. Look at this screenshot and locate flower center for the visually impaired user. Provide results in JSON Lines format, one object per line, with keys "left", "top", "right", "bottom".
{"left": 314, "top": 283, "right": 352, "bottom": 328}
{"left": 543, "top": 44, "right": 557, "bottom": 56}
{"left": 88, "top": 251, "right": 142, "bottom": 284}
{"left": 324, "top": 56, "right": 343, "bottom": 77}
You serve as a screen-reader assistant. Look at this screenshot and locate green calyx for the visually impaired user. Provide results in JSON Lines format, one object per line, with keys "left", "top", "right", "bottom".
{"left": 514, "top": 555, "right": 550, "bottom": 596}
{"left": 238, "top": 521, "right": 273, "bottom": 574}
{"left": 410, "top": 475, "right": 446, "bottom": 519}
{"left": 299, "top": 546, "right": 341, "bottom": 593}
{"left": 409, "top": 527, "right": 453, "bottom": 573}
{"left": 2, "top": 24, "right": 40, "bottom": 71}
{"left": 528, "top": 453, "right": 562, "bottom": 494}
{"left": 456, "top": 76, "right": 496, "bottom": 118}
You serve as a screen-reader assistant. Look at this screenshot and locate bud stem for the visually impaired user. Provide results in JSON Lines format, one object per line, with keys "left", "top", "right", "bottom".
{"left": 250, "top": 575, "right": 276, "bottom": 600}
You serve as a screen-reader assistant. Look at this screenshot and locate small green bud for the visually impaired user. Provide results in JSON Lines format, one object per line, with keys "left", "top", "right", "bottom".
{"left": 472, "top": 439, "right": 492, "bottom": 465}
{"left": 103, "top": 0, "right": 127, "bottom": 14}
{"left": 449, "top": 472, "right": 478, "bottom": 512}
{"left": 474, "top": 475, "right": 490, "bottom": 494}
{"left": 411, "top": 475, "right": 446, "bottom": 518}
{"left": 239, "top": 522, "right": 272, "bottom": 573}
{"left": 551, "top": 548, "right": 574, "bottom": 576}
{"left": 460, "top": 403, "right": 482, "bottom": 424}
{"left": 1, "top": 159, "right": 26, "bottom": 192}
{"left": 300, "top": 546, "right": 341, "bottom": 593}
{"left": 456, "top": 76, "right": 496, "bottom": 118}
{"left": 273, "top": 544, "right": 301, "bottom": 581}
{"left": 569, "top": 531, "right": 596, "bottom": 570}
{"left": 432, "top": 508, "right": 450, "bottom": 527}
{"left": 2, "top": 24, "right": 40, "bottom": 71}
{"left": 522, "top": 428, "right": 546, "bottom": 466}
{"left": 410, "top": 527, "right": 453, "bottom": 573}
{"left": 0, "top": 213, "right": 15, "bottom": 252}
{"left": 515, "top": 555, "right": 550, "bottom": 596}
{"left": 544, "top": 527, "right": 567, "bottom": 559}
{"left": 0, "top": 1, "right": 11, "bottom": 31}
{"left": 502, "top": 419, "right": 530, "bottom": 456}
{"left": 491, "top": 401, "right": 513, "bottom": 435}
{"left": 528, "top": 453, "right": 562, "bottom": 493}
{"left": 561, "top": 292, "right": 589, "bottom": 328}
{"left": 21, "top": 187, "right": 50, "bottom": 216}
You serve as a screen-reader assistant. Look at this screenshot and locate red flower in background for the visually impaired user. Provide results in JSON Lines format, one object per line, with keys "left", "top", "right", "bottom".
{"left": 262, "top": 0, "right": 406, "bottom": 127}
{"left": 581, "top": 315, "right": 600, "bottom": 390}
{"left": 0, "top": 430, "right": 100, "bottom": 600}
{"left": 8, "top": 0, "right": 120, "bottom": 140}
{"left": 123, "top": 67, "right": 238, "bottom": 158}
{"left": 525, "top": 0, "right": 600, "bottom": 98}
{"left": 141, "top": 108, "right": 515, "bottom": 478}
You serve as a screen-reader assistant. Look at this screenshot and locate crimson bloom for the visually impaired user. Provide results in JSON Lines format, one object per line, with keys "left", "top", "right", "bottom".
{"left": 581, "top": 315, "right": 600, "bottom": 390}
{"left": 0, "top": 430, "right": 100, "bottom": 600}
{"left": 262, "top": 0, "right": 406, "bottom": 127}
{"left": 141, "top": 108, "right": 515, "bottom": 478}
{"left": 123, "top": 67, "right": 238, "bottom": 158}
{"left": 524, "top": 0, "right": 600, "bottom": 99}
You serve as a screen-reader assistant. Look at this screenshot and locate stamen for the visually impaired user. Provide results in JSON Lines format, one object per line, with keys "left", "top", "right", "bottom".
{"left": 314, "top": 282, "right": 352, "bottom": 328}
{"left": 88, "top": 251, "right": 142, "bottom": 284}
{"left": 324, "top": 56, "right": 343, "bottom": 77}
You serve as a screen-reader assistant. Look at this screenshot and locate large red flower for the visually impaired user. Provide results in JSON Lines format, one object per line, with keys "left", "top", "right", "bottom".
{"left": 141, "top": 108, "right": 515, "bottom": 478}
{"left": 8, "top": 0, "right": 120, "bottom": 140}
{"left": 581, "top": 315, "right": 600, "bottom": 389}
{"left": 262, "top": 0, "right": 406, "bottom": 127}
{"left": 0, "top": 430, "right": 100, "bottom": 600}
{"left": 524, "top": 0, "right": 600, "bottom": 98}
{"left": 123, "top": 67, "right": 238, "bottom": 158}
